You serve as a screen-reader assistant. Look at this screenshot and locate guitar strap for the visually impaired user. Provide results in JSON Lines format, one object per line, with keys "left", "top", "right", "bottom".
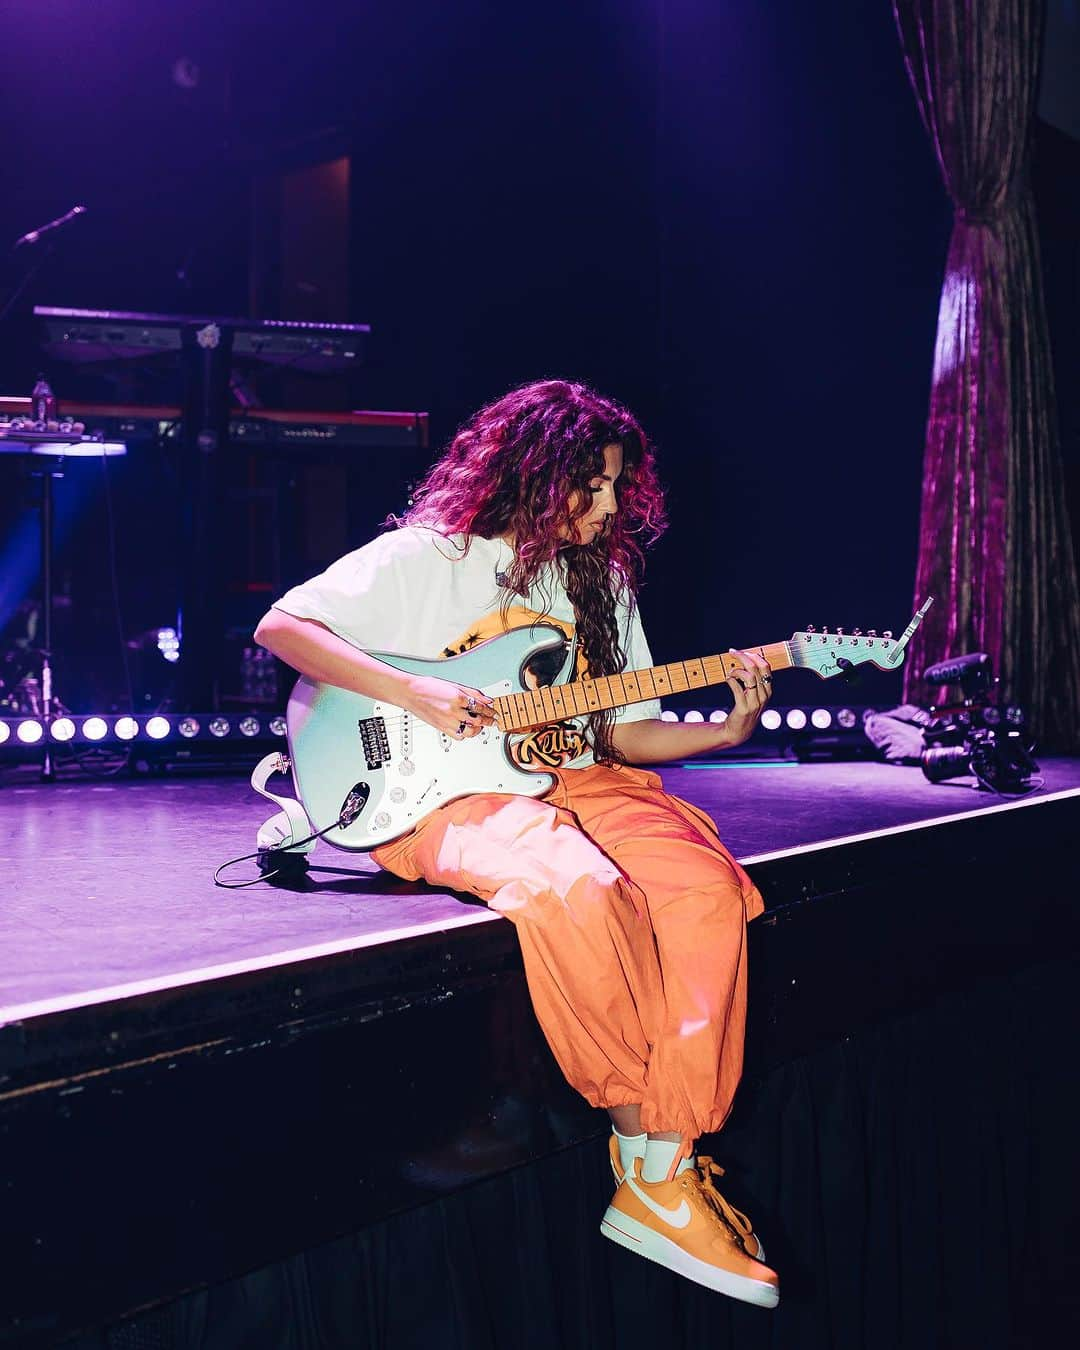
{"left": 250, "top": 750, "right": 316, "bottom": 855}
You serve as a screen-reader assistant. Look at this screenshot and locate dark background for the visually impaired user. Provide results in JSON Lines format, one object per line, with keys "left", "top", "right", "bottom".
{"left": 0, "top": 0, "right": 1076, "bottom": 712}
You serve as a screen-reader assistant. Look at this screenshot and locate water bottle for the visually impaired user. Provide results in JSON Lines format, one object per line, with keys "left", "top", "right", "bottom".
{"left": 30, "top": 374, "right": 57, "bottom": 424}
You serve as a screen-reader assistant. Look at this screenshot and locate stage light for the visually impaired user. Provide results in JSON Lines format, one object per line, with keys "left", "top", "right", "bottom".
{"left": 761, "top": 710, "right": 782, "bottom": 731}
{"left": 0, "top": 707, "right": 318, "bottom": 765}
{"left": 982, "top": 706, "right": 1001, "bottom": 725}
{"left": 836, "top": 708, "right": 857, "bottom": 729}
{"left": 157, "top": 627, "right": 181, "bottom": 664}
{"left": 811, "top": 708, "right": 832, "bottom": 729}
{"left": 683, "top": 710, "right": 704, "bottom": 723}
{"left": 709, "top": 710, "right": 728, "bottom": 723}
{"left": 1005, "top": 706, "right": 1024, "bottom": 725}
{"left": 785, "top": 709, "right": 808, "bottom": 730}
{"left": 660, "top": 710, "right": 679, "bottom": 722}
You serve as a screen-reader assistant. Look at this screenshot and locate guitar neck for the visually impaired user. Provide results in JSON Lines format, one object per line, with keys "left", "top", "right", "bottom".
{"left": 494, "top": 641, "right": 794, "bottom": 732}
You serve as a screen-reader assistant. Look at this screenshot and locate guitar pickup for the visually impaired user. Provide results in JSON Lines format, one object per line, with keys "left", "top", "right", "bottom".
{"left": 357, "top": 716, "right": 391, "bottom": 770}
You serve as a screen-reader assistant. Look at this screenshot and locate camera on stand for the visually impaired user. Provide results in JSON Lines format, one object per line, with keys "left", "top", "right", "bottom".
{"left": 918, "top": 652, "right": 1039, "bottom": 793}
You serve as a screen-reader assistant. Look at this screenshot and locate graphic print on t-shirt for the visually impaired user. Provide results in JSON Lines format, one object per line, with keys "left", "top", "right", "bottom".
{"left": 441, "top": 605, "right": 592, "bottom": 769}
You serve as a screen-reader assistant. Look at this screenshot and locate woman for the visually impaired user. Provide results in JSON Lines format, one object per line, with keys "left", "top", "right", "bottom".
{"left": 254, "top": 379, "right": 779, "bottom": 1308}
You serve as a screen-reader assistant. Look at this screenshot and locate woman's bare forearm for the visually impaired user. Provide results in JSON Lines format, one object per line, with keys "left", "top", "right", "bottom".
{"left": 611, "top": 717, "right": 747, "bottom": 764}
{"left": 253, "top": 609, "right": 416, "bottom": 705}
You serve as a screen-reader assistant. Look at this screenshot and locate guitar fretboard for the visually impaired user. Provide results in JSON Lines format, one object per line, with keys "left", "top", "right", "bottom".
{"left": 494, "top": 641, "right": 794, "bottom": 732}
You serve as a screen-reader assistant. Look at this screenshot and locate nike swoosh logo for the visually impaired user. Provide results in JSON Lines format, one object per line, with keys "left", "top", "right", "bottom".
{"left": 626, "top": 1174, "right": 692, "bottom": 1229}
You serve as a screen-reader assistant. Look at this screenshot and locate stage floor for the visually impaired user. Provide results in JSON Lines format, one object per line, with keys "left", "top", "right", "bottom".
{"left": 4, "top": 756, "right": 1080, "bottom": 1024}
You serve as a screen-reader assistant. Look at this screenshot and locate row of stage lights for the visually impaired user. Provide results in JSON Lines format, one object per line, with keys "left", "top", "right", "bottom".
{"left": 1, "top": 707, "right": 863, "bottom": 748}
{"left": 659, "top": 707, "right": 860, "bottom": 731}
{"left": 0, "top": 713, "right": 288, "bottom": 746}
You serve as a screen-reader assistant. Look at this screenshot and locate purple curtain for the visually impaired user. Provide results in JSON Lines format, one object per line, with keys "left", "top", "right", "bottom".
{"left": 893, "top": 0, "right": 1080, "bottom": 749}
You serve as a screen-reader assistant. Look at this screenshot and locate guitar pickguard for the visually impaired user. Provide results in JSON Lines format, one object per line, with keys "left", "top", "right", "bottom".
{"left": 286, "top": 626, "right": 572, "bottom": 851}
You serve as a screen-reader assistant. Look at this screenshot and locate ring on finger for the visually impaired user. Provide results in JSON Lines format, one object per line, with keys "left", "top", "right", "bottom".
{"left": 456, "top": 720, "right": 467, "bottom": 735}
{"left": 465, "top": 697, "right": 479, "bottom": 717}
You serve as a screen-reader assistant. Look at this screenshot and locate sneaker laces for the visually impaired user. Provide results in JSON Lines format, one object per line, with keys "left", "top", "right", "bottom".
{"left": 693, "top": 1156, "right": 756, "bottom": 1246}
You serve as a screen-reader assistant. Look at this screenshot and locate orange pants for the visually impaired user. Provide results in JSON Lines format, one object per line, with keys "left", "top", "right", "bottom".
{"left": 372, "top": 761, "right": 763, "bottom": 1144}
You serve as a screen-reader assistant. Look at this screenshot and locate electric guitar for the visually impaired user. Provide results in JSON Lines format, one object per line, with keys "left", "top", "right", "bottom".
{"left": 285, "top": 599, "right": 932, "bottom": 851}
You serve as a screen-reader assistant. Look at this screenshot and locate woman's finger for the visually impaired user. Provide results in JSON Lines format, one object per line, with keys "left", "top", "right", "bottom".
{"left": 460, "top": 688, "right": 496, "bottom": 723}
{"left": 729, "top": 648, "right": 772, "bottom": 696}
{"left": 725, "top": 673, "right": 756, "bottom": 704}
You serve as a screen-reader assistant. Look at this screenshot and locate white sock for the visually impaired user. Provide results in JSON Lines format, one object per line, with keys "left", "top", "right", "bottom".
{"left": 613, "top": 1128, "right": 647, "bottom": 1175}
{"left": 641, "top": 1138, "right": 696, "bottom": 1183}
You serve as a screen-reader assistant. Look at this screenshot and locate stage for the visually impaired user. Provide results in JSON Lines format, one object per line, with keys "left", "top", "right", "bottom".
{"left": 2, "top": 757, "right": 1080, "bottom": 1020}
{"left": 3, "top": 757, "right": 1080, "bottom": 1347}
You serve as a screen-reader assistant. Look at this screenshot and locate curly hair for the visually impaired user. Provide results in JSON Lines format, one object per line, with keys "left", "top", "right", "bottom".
{"left": 401, "top": 379, "right": 667, "bottom": 763}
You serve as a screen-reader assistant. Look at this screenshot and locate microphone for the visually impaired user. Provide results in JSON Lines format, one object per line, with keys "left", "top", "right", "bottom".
{"left": 922, "top": 651, "right": 990, "bottom": 685}
{"left": 13, "top": 204, "right": 88, "bottom": 249}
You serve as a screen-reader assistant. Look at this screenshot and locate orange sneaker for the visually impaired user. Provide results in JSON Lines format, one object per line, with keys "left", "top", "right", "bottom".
{"left": 607, "top": 1140, "right": 767, "bottom": 1263}
{"left": 695, "top": 1155, "right": 768, "bottom": 1262}
{"left": 600, "top": 1157, "right": 780, "bottom": 1307}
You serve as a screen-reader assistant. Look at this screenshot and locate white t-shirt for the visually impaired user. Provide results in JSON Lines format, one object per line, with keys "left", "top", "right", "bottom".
{"left": 273, "top": 526, "right": 662, "bottom": 770}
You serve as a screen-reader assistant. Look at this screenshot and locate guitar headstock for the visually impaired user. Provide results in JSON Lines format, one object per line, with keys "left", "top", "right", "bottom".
{"left": 788, "top": 626, "right": 904, "bottom": 678}
{"left": 789, "top": 599, "right": 933, "bottom": 680}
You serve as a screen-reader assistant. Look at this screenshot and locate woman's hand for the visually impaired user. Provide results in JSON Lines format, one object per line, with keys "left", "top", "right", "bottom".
{"left": 403, "top": 675, "right": 497, "bottom": 739}
{"left": 721, "top": 648, "right": 773, "bottom": 747}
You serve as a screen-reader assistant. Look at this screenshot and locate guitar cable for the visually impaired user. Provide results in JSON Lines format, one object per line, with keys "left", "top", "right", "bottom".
{"left": 213, "top": 810, "right": 351, "bottom": 889}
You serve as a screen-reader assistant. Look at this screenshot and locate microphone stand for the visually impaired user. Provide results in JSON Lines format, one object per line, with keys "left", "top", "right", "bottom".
{"left": 1, "top": 204, "right": 87, "bottom": 324}
{"left": 0, "top": 243, "right": 52, "bottom": 327}
{"left": 37, "top": 448, "right": 60, "bottom": 781}
{"left": 1, "top": 226, "right": 73, "bottom": 778}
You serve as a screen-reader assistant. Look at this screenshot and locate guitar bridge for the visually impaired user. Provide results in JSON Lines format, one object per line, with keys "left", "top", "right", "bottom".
{"left": 357, "top": 716, "right": 391, "bottom": 770}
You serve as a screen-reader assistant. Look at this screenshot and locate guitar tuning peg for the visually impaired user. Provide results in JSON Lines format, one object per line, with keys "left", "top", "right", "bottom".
{"left": 836, "top": 627, "right": 844, "bottom": 636}
{"left": 867, "top": 629, "right": 877, "bottom": 638}
{"left": 805, "top": 623, "right": 815, "bottom": 633}
{"left": 883, "top": 630, "right": 893, "bottom": 639}
{"left": 821, "top": 625, "right": 829, "bottom": 635}
{"left": 853, "top": 627, "right": 862, "bottom": 636}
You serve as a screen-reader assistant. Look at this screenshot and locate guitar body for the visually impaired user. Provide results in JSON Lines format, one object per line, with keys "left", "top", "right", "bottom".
{"left": 286, "top": 626, "right": 574, "bottom": 851}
